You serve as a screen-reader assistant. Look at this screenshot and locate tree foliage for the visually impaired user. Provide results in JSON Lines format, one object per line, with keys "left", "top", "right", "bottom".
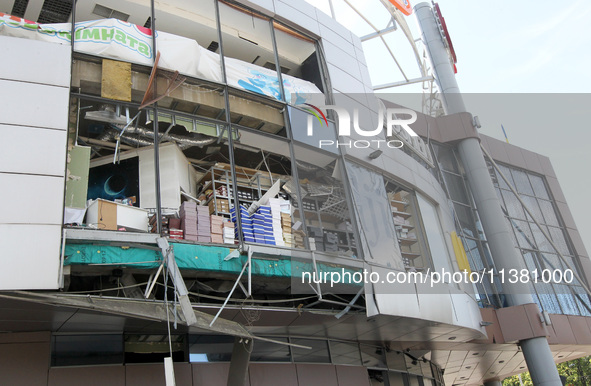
{"left": 502, "top": 356, "right": 591, "bottom": 386}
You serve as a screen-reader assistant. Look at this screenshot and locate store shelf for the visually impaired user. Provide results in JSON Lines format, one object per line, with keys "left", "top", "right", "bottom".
{"left": 399, "top": 237, "right": 418, "bottom": 246}
{"left": 401, "top": 251, "right": 421, "bottom": 260}
{"left": 392, "top": 209, "right": 412, "bottom": 219}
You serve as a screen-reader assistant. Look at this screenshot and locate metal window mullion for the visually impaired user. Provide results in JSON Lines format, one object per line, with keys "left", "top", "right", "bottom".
{"left": 215, "top": 0, "right": 243, "bottom": 245}
{"left": 284, "top": 110, "right": 310, "bottom": 250}
{"left": 268, "top": 18, "right": 285, "bottom": 103}
{"left": 150, "top": 0, "right": 163, "bottom": 234}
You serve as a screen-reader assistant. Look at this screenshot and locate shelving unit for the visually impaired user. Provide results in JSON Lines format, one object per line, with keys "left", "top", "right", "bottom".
{"left": 292, "top": 195, "right": 357, "bottom": 255}
{"left": 388, "top": 190, "right": 422, "bottom": 268}
{"left": 197, "top": 163, "right": 276, "bottom": 217}
{"left": 196, "top": 164, "right": 357, "bottom": 254}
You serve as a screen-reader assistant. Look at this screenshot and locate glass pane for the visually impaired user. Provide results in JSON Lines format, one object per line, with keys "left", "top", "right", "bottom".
{"left": 291, "top": 338, "right": 330, "bottom": 363}
{"left": 250, "top": 337, "right": 291, "bottom": 362}
{"left": 511, "top": 169, "right": 534, "bottom": 196}
{"left": 562, "top": 256, "right": 581, "bottom": 284}
{"left": 541, "top": 252, "right": 563, "bottom": 272}
{"left": 535, "top": 283, "right": 562, "bottom": 313}
{"left": 219, "top": 2, "right": 281, "bottom": 101}
{"left": 548, "top": 227, "right": 571, "bottom": 255}
{"left": 529, "top": 174, "right": 550, "bottom": 200}
{"left": 408, "top": 375, "right": 421, "bottom": 386}
{"left": 229, "top": 89, "right": 287, "bottom": 136}
{"left": 360, "top": 344, "right": 387, "bottom": 368}
{"left": 418, "top": 194, "right": 453, "bottom": 274}
{"left": 574, "top": 290, "right": 591, "bottom": 316}
{"left": 555, "top": 288, "right": 580, "bottom": 315}
{"left": 273, "top": 21, "right": 325, "bottom": 96}
{"left": 521, "top": 195, "right": 544, "bottom": 224}
{"left": 156, "top": 0, "right": 217, "bottom": 48}
{"left": 189, "top": 335, "right": 234, "bottom": 362}
{"left": 125, "top": 334, "right": 186, "bottom": 363}
{"left": 496, "top": 164, "right": 515, "bottom": 191}
{"left": 454, "top": 203, "right": 478, "bottom": 238}
{"left": 511, "top": 220, "right": 536, "bottom": 249}
{"left": 154, "top": 0, "right": 221, "bottom": 80}
{"left": 432, "top": 144, "right": 459, "bottom": 174}
{"left": 531, "top": 224, "right": 553, "bottom": 253}
{"left": 538, "top": 199, "right": 560, "bottom": 227}
{"left": 386, "top": 183, "right": 429, "bottom": 269}
{"left": 523, "top": 251, "right": 541, "bottom": 272}
{"left": 405, "top": 355, "right": 423, "bottom": 375}
{"left": 442, "top": 172, "right": 469, "bottom": 204}
{"left": 289, "top": 105, "right": 338, "bottom": 154}
{"left": 386, "top": 350, "right": 407, "bottom": 372}
{"left": 293, "top": 145, "right": 357, "bottom": 255}
{"left": 463, "top": 238, "right": 484, "bottom": 271}
{"left": 330, "top": 341, "right": 362, "bottom": 365}
{"left": 369, "top": 370, "right": 390, "bottom": 385}
{"left": 52, "top": 334, "right": 123, "bottom": 366}
{"left": 347, "top": 162, "right": 403, "bottom": 269}
{"left": 501, "top": 190, "right": 525, "bottom": 220}
{"left": 388, "top": 371, "right": 407, "bottom": 386}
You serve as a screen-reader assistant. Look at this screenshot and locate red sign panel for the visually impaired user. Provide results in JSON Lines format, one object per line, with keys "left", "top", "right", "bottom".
{"left": 388, "top": 0, "right": 412, "bottom": 16}
{"left": 434, "top": 2, "right": 457, "bottom": 68}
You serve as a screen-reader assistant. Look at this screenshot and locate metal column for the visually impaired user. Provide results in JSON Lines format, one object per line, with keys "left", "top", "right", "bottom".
{"left": 415, "top": 3, "right": 561, "bottom": 385}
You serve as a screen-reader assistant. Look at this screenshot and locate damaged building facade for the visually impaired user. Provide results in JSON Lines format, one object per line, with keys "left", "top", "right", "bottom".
{"left": 0, "top": 0, "right": 590, "bottom": 385}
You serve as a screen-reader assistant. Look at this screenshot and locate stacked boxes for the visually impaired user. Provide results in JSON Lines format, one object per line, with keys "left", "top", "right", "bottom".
{"left": 324, "top": 231, "right": 340, "bottom": 252}
{"left": 269, "top": 198, "right": 285, "bottom": 246}
{"left": 253, "top": 206, "right": 274, "bottom": 245}
{"left": 180, "top": 201, "right": 198, "bottom": 241}
{"left": 215, "top": 185, "right": 229, "bottom": 197}
{"left": 293, "top": 230, "right": 306, "bottom": 249}
{"left": 208, "top": 198, "right": 230, "bottom": 214}
{"left": 149, "top": 214, "right": 183, "bottom": 239}
{"left": 169, "top": 229, "right": 184, "bottom": 240}
{"left": 210, "top": 215, "right": 224, "bottom": 244}
{"left": 196, "top": 205, "right": 211, "bottom": 242}
{"left": 281, "top": 213, "right": 293, "bottom": 247}
{"left": 260, "top": 206, "right": 275, "bottom": 245}
{"left": 223, "top": 221, "right": 235, "bottom": 244}
{"left": 231, "top": 205, "right": 255, "bottom": 243}
{"left": 231, "top": 205, "right": 277, "bottom": 245}
{"left": 169, "top": 218, "right": 183, "bottom": 240}
{"left": 308, "top": 227, "right": 324, "bottom": 252}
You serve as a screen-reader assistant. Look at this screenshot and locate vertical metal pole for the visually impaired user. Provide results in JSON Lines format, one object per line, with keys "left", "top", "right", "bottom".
{"left": 269, "top": 19, "right": 285, "bottom": 103}
{"left": 70, "top": 0, "right": 76, "bottom": 55}
{"left": 215, "top": 0, "right": 243, "bottom": 245}
{"left": 415, "top": 3, "right": 562, "bottom": 385}
{"left": 150, "top": 0, "right": 162, "bottom": 235}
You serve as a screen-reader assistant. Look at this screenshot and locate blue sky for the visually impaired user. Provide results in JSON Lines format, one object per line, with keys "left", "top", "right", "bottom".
{"left": 309, "top": 0, "right": 591, "bottom": 252}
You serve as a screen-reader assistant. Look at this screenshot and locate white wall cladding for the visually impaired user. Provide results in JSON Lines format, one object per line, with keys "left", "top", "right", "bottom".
{"left": 0, "top": 36, "right": 70, "bottom": 290}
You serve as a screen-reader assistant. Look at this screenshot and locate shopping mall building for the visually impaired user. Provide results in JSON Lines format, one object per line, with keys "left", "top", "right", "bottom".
{"left": 0, "top": 0, "right": 589, "bottom": 385}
